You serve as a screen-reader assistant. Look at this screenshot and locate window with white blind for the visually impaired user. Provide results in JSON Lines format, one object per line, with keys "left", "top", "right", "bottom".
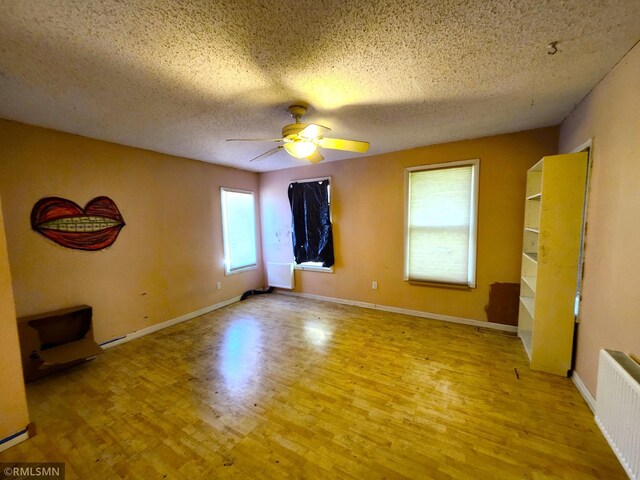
{"left": 404, "top": 159, "right": 479, "bottom": 287}
{"left": 220, "top": 188, "right": 257, "bottom": 275}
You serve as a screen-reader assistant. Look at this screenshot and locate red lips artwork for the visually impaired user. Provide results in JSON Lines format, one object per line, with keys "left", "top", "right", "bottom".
{"left": 31, "top": 196, "right": 125, "bottom": 251}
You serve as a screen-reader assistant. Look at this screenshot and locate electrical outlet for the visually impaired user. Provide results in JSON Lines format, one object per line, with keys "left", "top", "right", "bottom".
{"left": 216, "top": 281, "right": 222, "bottom": 290}
{"left": 372, "top": 281, "right": 378, "bottom": 290}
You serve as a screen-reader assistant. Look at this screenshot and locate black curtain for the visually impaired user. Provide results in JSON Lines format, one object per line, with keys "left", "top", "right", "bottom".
{"left": 288, "top": 180, "right": 334, "bottom": 267}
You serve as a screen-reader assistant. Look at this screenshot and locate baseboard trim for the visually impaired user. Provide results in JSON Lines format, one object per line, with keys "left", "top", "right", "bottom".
{"left": 0, "top": 428, "right": 29, "bottom": 453}
{"left": 276, "top": 290, "right": 517, "bottom": 332}
{"left": 572, "top": 371, "right": 596, "bottom": 412}
{"left": 100, "top": 295, "right": 242, "bottom": 350}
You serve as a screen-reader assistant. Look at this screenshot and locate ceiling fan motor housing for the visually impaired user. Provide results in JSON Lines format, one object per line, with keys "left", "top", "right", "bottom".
{"left": 283, "top": 105, "right": 310, "bottom": 140}
{"left": 282, "top": 122, "right": 308, "bottom": 140}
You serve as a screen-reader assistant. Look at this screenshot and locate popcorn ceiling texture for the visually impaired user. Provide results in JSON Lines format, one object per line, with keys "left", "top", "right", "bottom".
{"left": 0, "top": 0, "right": 638, "bottom": 171}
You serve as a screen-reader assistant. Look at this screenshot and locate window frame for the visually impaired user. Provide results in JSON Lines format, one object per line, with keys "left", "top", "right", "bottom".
{"left": 403, "top": 159, "right": 480, "bottom": 288}
{"left": 220, "top": 187, "right": 258, "bottom": 276}
{"left": 290, "top": 176, "right": 334, "bottom": 273}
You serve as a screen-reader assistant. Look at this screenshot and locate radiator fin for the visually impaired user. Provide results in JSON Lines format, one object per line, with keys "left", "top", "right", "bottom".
{"left": 595, "top": 349, "right": 640, "bottom": 480}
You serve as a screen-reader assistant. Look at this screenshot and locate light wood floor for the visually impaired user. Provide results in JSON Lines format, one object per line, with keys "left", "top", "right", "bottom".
{"left": 1, "top": 294, "right": 625, "bottom": 479}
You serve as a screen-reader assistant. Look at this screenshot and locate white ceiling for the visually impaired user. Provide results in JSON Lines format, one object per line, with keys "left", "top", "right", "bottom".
{"left": 0, "top": 1, "right": 639, "bottom": 172}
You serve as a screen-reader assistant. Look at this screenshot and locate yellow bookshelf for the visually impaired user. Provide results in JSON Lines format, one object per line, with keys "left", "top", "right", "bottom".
{"left": 517, "top": 152, "right": 588, "bottom": 376}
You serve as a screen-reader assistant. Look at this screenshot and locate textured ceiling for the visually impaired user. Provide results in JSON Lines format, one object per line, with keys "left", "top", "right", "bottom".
{"left": 0, "top": 1, "right": 639, "bottom": 172}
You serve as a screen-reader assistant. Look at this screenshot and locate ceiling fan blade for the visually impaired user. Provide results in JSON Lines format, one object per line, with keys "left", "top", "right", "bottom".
{"left": 227, "top": 138, "right": 283, "bottom": 142}
{"left": 249, "top": 146, "right": 283, "bottom": 162}
{"left": 306, "top": 150, "right": 324, "bottom": 164}
{"left": 299, "top": 123, "right": 331, "bottom": 140}
{"left": 319, "top": 137, "right": 369, "bottom": 153}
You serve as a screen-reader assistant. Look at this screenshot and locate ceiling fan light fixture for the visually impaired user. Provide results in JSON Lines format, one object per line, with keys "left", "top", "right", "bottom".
{"left": 283, "top": 140, "right": 317, "bottom": 159}
{"left": 227, "top": 104, "right": 369, "bottom": 164}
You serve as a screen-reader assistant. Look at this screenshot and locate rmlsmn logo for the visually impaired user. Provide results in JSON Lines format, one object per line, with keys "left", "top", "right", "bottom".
{"left": 1, "top": 462, "right": 65, "bottom": 479}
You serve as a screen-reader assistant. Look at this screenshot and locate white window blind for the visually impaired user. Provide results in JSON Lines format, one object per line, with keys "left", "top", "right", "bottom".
{"left": 405, "top": 160, "right": 479, "bottom": 287}
{"left": 221, "top": 188, "right": 257, "bottom": 275}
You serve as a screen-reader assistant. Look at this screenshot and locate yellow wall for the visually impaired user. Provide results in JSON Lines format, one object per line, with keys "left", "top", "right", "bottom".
{"left": 260, "top": 127, "right": 558, "bottom": 321}
{"left": 0, "top": 120, "right": 264, "bottom": 343}
{"left": 559, "top": 42, "right": 640, "bottom": 395}
{"left": 0, "top": 194, "right": 30, "bottom": 442}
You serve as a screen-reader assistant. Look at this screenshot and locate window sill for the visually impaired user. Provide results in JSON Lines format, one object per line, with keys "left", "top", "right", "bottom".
{"left": 405, "top": 278, "right": 474, "bottom": 289}
{"left": 294, "top": 264, "right": 334, "bottom": 273}
{"left": 225, "top": 265, "right": 257, "bottom": 276}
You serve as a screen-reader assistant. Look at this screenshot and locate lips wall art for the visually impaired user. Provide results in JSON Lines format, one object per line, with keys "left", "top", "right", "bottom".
{"left": 31, "top": 196, "right": 125, "bottom": 251}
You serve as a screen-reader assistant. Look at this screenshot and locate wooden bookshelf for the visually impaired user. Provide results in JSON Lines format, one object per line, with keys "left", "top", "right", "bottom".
{"left": 517, "top": 152, "right": 588, "bottom": 376}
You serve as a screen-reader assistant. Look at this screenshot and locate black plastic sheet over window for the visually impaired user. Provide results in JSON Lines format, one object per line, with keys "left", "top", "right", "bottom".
{"left": 288, "top": 180, "right": 334, "bottom": 267}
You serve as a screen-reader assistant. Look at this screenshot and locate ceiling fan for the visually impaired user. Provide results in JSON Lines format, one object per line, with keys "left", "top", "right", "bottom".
{"left": 226, "top": 105, "right": 370, "bottom": 163}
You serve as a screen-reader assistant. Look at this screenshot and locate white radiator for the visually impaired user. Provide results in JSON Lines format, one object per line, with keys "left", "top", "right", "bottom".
{"left": 266, "top": 262, "right": 294, "bottom": 289}
{"left": 595, "top": 349, "right": 640, "bottom": 480}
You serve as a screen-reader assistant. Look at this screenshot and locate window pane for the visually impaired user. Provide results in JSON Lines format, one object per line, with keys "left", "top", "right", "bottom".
{"left": 406, "top": 163, "right": 477, "bottom": 286}
{"left": 221, "top": 189, "right": 257, "bottom": 273}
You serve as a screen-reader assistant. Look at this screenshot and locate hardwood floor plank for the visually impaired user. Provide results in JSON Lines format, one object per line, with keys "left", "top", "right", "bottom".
{"left": 0, "top": 294, "right": 625, "bottom": 479}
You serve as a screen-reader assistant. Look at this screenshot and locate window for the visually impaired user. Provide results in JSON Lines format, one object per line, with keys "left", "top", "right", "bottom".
{"left": 220, "top": 188, "right": 257, "bottom": 275}
{"left": 288, "top": 178, "right": 334, "bottom": 271}
{"left": 405, "top": 159, "right": 479, "bottom": 287}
